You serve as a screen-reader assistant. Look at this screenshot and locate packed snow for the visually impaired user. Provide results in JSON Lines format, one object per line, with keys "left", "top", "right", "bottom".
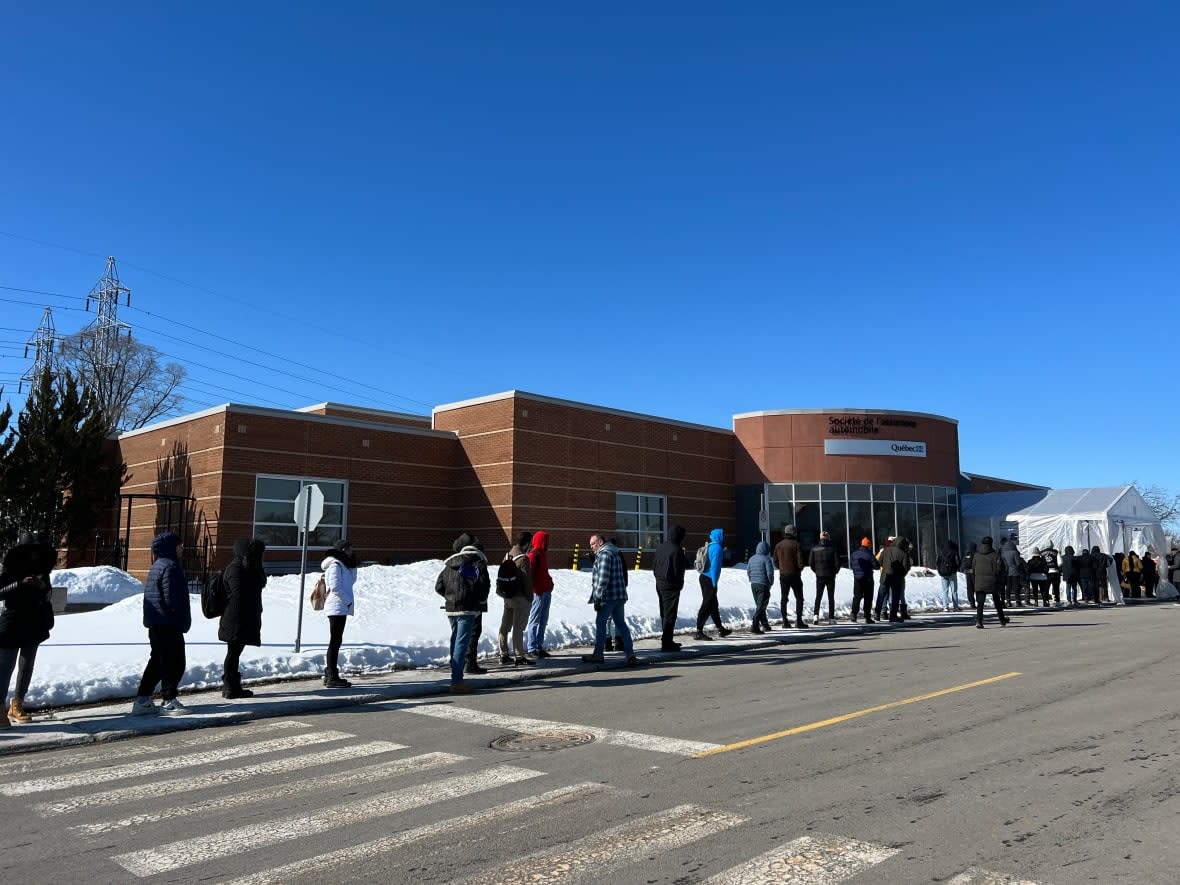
{"left": 20, "top": 561, "right": 1167, "bottom": 709}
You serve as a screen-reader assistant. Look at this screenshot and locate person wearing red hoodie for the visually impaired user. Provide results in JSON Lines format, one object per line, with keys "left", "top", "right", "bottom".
{"left": 524, "top": 530, "right": 555, "bottom": 658}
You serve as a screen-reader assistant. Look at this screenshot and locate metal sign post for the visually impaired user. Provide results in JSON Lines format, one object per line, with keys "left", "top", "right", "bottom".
{"left": 292, "top": 484, "right": 325, "bottom": 652}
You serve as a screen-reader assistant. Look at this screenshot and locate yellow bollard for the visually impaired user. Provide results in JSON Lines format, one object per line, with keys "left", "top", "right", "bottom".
{"left": 634, "top": 546, "right": 643, "bottom": 569}
{"left": 571, "top": 542, "right": 580, "bottom": 571}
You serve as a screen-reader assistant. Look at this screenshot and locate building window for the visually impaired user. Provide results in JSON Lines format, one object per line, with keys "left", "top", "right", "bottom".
{"left": 615, "top": 492, "right": 666, "bottom": 551}
{"left": 253, "top": 475, "right": 347, "bottom": 550}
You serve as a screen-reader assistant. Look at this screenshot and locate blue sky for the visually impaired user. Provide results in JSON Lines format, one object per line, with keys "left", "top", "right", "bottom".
{"left": 1, "top": 2, "right": 1176, "bottom": 490}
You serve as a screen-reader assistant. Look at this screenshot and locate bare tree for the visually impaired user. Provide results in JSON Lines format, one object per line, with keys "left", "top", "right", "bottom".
{"left": 56, "top": 332, "right": 186, "bottom": 432}
{"left": 1132, "top": 482, "right": 1180, "bottom": 533}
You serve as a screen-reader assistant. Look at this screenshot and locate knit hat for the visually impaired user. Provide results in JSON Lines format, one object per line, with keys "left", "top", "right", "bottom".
{"left": 861, "top": 537, "right": 871, "bottom": 548}
{"left": 783, "top": 524, "right": 798, "bottom": 538}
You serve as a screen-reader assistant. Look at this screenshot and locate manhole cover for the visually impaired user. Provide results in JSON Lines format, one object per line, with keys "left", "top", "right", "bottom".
{"left": 490, "top": 729, "right": 597, "bottom": 752}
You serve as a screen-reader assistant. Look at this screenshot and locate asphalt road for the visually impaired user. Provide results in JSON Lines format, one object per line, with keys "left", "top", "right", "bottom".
{"left": 1, "top": 603, "right": 1177, "bottom": 884}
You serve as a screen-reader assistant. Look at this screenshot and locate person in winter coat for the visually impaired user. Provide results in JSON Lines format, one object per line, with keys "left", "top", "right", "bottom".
{"left": 1042, "top": 543, "right": 1062, "bottom": 605}
{"left": 999, "top": 537, "right": 1022, "bottom": 607}
{"left": 219, "top": 538, "right": 267, "bottom": 699}
{"left": 0, "top": 532, "right": 56, "bottom": 727}
{"left": 581, "top": 534, "right": 640, "bottom": 665}
{"left": 773, "top": 524, "right": 807, "bottom": 629}
{"left": 524, "top": 530, "right": 554, "bottom": 658}
{"left": 1123, "top": 550, "right": 1143, "bottom": 598}
{"left": 808, "top": 530, "right": 841, "bottom": 624}
{"left": 1060, "top": 545, "right": 1079, "bottom": 606}
{"left": 321, "top": 539, "right": 357, "bottom": 688}
{"left": 873, "top": 538, "right": 895, "bottom": 620}
{"left": 497, "top": 531, "right": 534, "bottom": 666}
{"left": 1141, "top": 552, "right": 1159, "bottom": 597}
{"left": 746, "top": 541, "right": 775, "bottom": 633}
{"left": 1091, "top": 546, "right": 1112, "bottom": 603}
{"left": 695, "top": 528, "right": 731, "bottom": 640}
{"left": 435, "top": 535, "right": 491, "bottom": 693}
{"left": 1077, "top": 547, "right": 1096, "bottom": 604}
{"left": 879, "top": 537, "right": 912, "bottom": 622}
{"left": 1026, "top": 549, "right": 1050, "bottom": 607}
{"left": 449, "top": 532, "right": 490, "bottom": 675}
{"left": 849, "top": 537, "right": 879, "bottom": 623}
{"left": 963, "top": 541, "right": 978, "bottom": 609}
{"left": 971, "top": 536, "right": 1009, "bottom": 628}
{"left": 652, "top": 525, "right": 687, "bottom": 651}
{"left": 936, "top": 540, "right": 962, "bottom": 611}
{"left": 132, "top": 532, "right": 194, "bottom": 716}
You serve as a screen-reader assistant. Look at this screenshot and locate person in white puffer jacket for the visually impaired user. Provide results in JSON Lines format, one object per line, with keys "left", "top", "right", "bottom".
{"left": 320, "top": 540, "right": 357, "bottom": 688}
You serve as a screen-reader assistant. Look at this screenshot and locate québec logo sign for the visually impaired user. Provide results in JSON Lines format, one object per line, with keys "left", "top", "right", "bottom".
{"left": 890, "top": 443, "right": 925, "bottom": 454}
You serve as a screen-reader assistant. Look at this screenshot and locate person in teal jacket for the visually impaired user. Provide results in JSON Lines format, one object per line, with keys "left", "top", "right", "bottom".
{"left": 694, "top": 528, "right": 732, "bottom": 640}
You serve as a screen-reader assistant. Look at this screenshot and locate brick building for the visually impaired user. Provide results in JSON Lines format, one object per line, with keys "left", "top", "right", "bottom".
{"left": 113, "top": 391, "right": 1034, "bottom": 578}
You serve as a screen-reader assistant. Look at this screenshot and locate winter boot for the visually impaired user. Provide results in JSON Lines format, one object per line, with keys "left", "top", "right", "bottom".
{"left": 221, "top": 676, "right": 253, "bottom": 700}
{"left": 323, "top": 669, "right": 352, "bottom": 688}
{"left": 7, "top": 697, "right": 32, "bottom": 724}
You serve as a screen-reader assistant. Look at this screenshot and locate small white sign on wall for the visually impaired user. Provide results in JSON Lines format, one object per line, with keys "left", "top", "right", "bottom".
{"left": 824, "top": 439, "right": 927, "bottom": 458}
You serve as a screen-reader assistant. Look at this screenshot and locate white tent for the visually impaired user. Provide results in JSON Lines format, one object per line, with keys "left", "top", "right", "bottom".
{"left": 961, "top": 486, "right": 1177, "bottom": 603}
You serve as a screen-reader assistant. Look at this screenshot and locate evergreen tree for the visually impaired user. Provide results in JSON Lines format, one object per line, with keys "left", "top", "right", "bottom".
{"left": 0, "top": 370, "right": 126, "bottom": 554}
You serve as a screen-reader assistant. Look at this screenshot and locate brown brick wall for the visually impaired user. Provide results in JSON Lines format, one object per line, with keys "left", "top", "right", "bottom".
{"left": 436, "top": 393, "right": 735, "bottom": 564}
{"left": 734, "top": 411, "right": 961, "bottom": 486}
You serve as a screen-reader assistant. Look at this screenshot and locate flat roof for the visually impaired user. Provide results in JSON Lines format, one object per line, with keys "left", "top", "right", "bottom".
{"left": 295, "top": 402, "right": 431, "bottom": 423}
{"left": 732, "top": 407, "right": 957, "bottom": 425}
{"left": 120, "top": 403, "right": 457, "bottom": 440}
{"left": 433, "top": 389, "right": 733, "bottom": 434}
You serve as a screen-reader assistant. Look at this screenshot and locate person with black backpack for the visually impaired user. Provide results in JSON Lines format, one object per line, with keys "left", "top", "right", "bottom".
{"left": 936, "top": 540, "right": 962, "bottom": 611}
{"left": 436, "top": 534, "right": 491, "bottom": 693}
{"left": 496, "top": 531, "right": 534, "bottom": 666}
{"left": 218, "top": 538, "right": 267, "bottom": 699}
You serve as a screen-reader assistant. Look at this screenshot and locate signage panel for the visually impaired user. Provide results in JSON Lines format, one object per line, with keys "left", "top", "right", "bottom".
{"left": 824, "top": 439, "right": 927, "bottom": 458}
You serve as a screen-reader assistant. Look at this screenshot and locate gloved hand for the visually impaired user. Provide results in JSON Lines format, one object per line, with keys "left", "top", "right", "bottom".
{"left": 593, "top": 602, "right": 601, "bottom": 612}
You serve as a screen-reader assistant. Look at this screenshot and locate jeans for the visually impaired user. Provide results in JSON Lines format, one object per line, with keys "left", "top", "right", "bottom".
{"left": 326, "top": 615, "right": 347, "bottom": 673}
{"left": 940, "top": 574, "right": 959, "bottom": 609}
{"left": 656, "top": 587, "right": 682, "bottom": 646}
{"left": 750, "top": 582, "right": 771, "bottom": 629}
{"left": 696, "top": 575, "right": 723, "bottom": 631}
{"left": 448, "top": 613, "right": 477, "bottom": 684}
{"left": 1079, "top": 576, "right": 1095, "bottom": 604}
{"left": 1065, "top": 579, "right": 1079, "bottom": 606}
{"left": 0, "top": 643, "right": 39, "bottom": 703}
{"left": 778, "top": 573, "right": 804, "bottom": 624}
{"left": 593, "top": 601, "right": 633, "bottom": 657}
{"left": 851, "top": 576, "right": 874, "bottom": 619}
{"left": 136, "top": 626, "right": 186, "bottom": 701}
{"left": 813, "top": 575, "right": 836, "bottom": 619}
{"left": 525, "top": 592, "right": 552, "bottom": 654}
{"left": 498, "top": 594, "right": 530, "bottom": 657}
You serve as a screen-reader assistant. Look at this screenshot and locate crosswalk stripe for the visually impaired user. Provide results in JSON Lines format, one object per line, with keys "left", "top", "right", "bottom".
{"left": 399, "top": 701, "right": 722, "bottom": 756}
{"left": 0, "top": 720, "right": 312, "bottom": 776}
{"left": 1, "top": 729, "right": 353, "bottom": 796}
{"left": 454, "top": 803, "right": 745, "bottom": 885}
{"left": 701, "top": 833, "right": 900, "bottom": 884}
{"left": 111, "top": 764, "right": 544, "bottom": 877}
{"left": 946, "top": 869, "right": 1045, "bottom": 884}
{"left": 35, "top": 739, "right": 408, "bottom": 817}
{"left": 218, "top": 782, "right": 612, "bottom": 885}
{"left": 71, "top": 751, "right": 465, "bottom": 835}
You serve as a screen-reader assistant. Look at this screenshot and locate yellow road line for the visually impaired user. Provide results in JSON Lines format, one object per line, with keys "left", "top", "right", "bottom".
{"left": 694, "top": 671, "right": 1022, "bottom": 758}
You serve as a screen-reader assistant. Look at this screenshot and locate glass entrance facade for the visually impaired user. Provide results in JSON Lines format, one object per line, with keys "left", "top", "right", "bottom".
{"left": 765, "top": 482, "right": 959, "bottom": 567}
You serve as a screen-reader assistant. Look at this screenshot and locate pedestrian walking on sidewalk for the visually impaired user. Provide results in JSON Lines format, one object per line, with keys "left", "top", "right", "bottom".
{"left": 652, "top": 525, "right": 687, "bottom": 651}
{"left": 131, "top": 532, "right": 194, "bottom": 717}
{"left": 695, "top": 529, "right": 731, "bottom": 640}
{"left": 436, "top": 536, "right": 490, "bottom": 693}
{"left": 497, "top": 531, "right": 534, "bottom": 665}
{"left": 849, "top": 537, "right": 878, "bottom": 623}
{"left": 746, "top": 541, "right": 775, "bottom": 633}
{"left": 0, "top": 532, "right": 56, "bottom": 727}
{"left": 321, "top": 539, "right": 358, "bottom": 688}
{"left": 582, "top": 534, "right": 641, "bottom": 666}
{"left": 219, "top": 538, "right": 266, "bottom": 699}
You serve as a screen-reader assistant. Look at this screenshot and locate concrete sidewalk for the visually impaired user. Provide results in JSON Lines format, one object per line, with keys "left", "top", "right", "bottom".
{"left": 0, "top": 604, "right": 1125, "bottom": 757}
